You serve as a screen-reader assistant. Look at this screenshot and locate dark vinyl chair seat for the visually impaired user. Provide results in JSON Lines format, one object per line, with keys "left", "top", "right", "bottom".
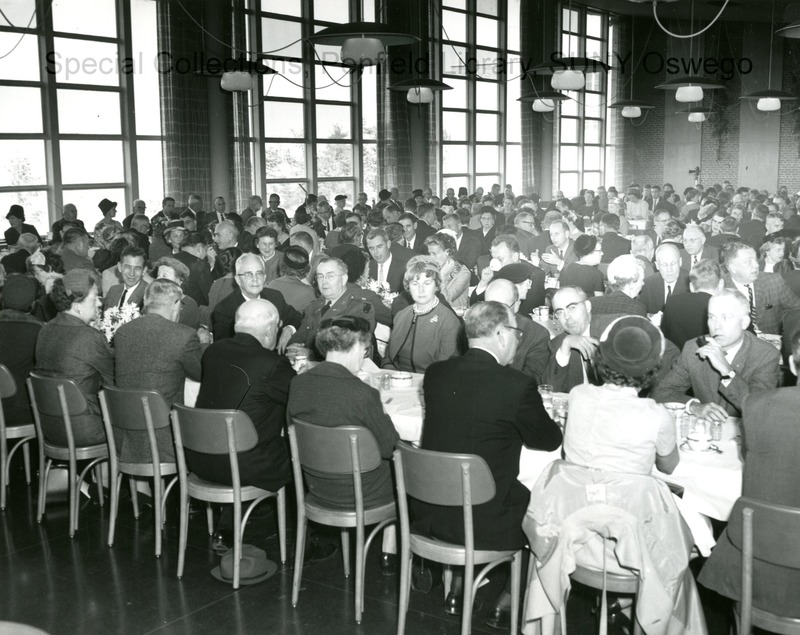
{"left": 0, "top": 364, "right": 35, "bottom": 511}
{"left": 27, "top": 373, "right": 108, "bottom": 538}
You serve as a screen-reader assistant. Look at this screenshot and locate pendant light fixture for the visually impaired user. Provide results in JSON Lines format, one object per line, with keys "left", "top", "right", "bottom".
{"left": 608, "top": 17, "right": 654, "bottom": 120}
{"left": 308, "top": 23, "right": 419, "bottom": 67}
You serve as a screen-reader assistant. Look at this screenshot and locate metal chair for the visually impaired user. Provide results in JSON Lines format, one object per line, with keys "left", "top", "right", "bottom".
{"left": 727, "top": 496, "right": 800, "bottom": 634}
{"left": 26, "top": 373, "right": 108, "bottom": 538}
{"left": 0, "top": 364, "right": 35, "bottom": 511}
{"left": 99, "top": 387, "right": 179, "bottom": 557}
{"left": 394, "top": 441, "right": 523, "bottom": 635}
{"left": 289, "top": 419, "right": 397, "bottom": 624}
{"left": 288, "top": 419, "right": 397, "bottom": 624}
{"left": 171, "top": 403, "right": 287, "bottom": 589}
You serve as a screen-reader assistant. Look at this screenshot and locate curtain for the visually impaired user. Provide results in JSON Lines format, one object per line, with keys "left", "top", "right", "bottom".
{"left": 229, "top": 0, "right": 252, "bottom": 213}
{"left": 519, "top": 0, "right": 541, "bottom": 194}
{"left": 157, "top": 0, "right": 212, "bottom": 208}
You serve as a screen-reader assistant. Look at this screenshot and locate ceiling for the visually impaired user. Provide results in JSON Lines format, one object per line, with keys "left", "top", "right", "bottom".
{"left": 582, "top": 0, "right": 800, "bottom": 25}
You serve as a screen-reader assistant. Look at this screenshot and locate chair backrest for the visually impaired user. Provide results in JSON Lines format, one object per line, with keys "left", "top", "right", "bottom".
{"left": 394, "top": 441, "right": 496, "bottom": 507}
{"left": 26, "top": 373, "right": 87, "bottom": 418}
{"left": 727, "top": 496, "right": 800, "bottom": 569}
{"left": 171, "top": 403, "right": 258, "bottom": 455}
{"left": 100, "top": 387, "right": 171, "bottom": 433}
{"left": 0, "top": 364, "right": 16, "bottom": 399}
{"left": 290, "top": 418, "right": 383, "bottom": 475}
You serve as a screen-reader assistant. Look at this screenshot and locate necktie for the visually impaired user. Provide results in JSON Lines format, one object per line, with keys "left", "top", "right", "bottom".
{"left": 117, "top": 287, "right": 128, "bottom": 309}
{"left": 406, "top": 239, "right": 411, "bottom": 249}
{"left": 320, "top": 300, "right": 332, "bottom": 316}
{"left": 378, "top": 263, "right": 384, "bottom": 284}
{"left": 693, "top": 254, "right": 699, "bottom": 266}
{"left": 747, "top": 284, "right": 758, "bottom": 329}
{"left": 665, "top": 284, "right": 672, "bottom": 302}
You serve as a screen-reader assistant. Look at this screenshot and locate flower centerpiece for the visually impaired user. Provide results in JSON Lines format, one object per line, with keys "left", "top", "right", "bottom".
{"left": 362, "top": 279, "right": 398, "bottom": 308}
{"left": 98, "top": 303, "right": 140, "bottom": 343}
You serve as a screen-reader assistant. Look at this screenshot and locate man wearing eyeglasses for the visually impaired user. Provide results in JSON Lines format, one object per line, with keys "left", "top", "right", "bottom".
{"left": 285, "top": 256, "right": 376, "bottom": 358}
{"left": 211, "top": 253, "right": 302, "bottom": 343}
{"left": 103, "top": 246, "right": 148, "bottom": 311}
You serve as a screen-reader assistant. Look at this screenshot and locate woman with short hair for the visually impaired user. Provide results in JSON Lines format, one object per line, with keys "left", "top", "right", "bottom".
{"left": 423, "top": 231, "right": 471, "bottom": 311}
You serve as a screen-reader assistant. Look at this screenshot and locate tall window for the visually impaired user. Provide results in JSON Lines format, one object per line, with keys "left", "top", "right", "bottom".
{"left": 0, "top": 0, "right": 162, "bottom": 237}
{"left": 556, "top": 5, "right": 611, "bottom": 196}
{"left": 256, "top": 0, "right": 378, "bottom": 213}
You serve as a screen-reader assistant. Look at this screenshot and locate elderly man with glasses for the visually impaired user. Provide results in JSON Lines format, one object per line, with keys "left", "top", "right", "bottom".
{"left": 286, "top": 256, "right": 376, "bottom": 359}
{"left": 211, "top": 252, "right": 302, "bottom": 343}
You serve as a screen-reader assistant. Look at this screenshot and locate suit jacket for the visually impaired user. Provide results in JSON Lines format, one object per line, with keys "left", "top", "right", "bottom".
{"left": 477, "top": 226, "right": 497, "bottom": 256}
{"left": 404, "top": 232, "right": 429, "bottom": 255}
{"left": 698, "top": 385, "right": 800, "bottom": 617}
{"left": 723, "top": 272, "right": 800, "bottom": 335}
{"left": 174, "top": 251, "right": 213, "bottom": 307}
{"left": 367, "top": 247, "right": 411, "bottom": 294}
{"left": 52, "top": 218, "right": 85, "bottom": 244}
{"left": 707, "top": 233, "right": 738, "bottom": 250}
{"left": 737, "top": 219, "right": 766, "bottom": 250}
{"left": 0, "top": 249, "right": 31, "bottom": 275}
{"left": 600, "top": 232, "right": 631, "bottom": 263}
{"left": 103, "top": 279, "right": 148, "bottom": 311}
{"left": 652, "top": 331, "right": 781, "bottom": 416}
{"left": 287, "top": 361, "right": 399, "bottom": 508}
{"left": 511, "top": 314, "right": 550, "bottom": 383}
{"left": 540, "top": 240, "right": 578, "bottom": 277}
{"left": 212, "top": 287, "right": 302, "bottom": 341}
{"left": 187, "top": 333, "right": 294, "bottom": 491}
{"left": 416, "top": 349, "right": 562, "bottom": 550}
{"left": 661, "top": 291, "right": 711, "bottom": 349}
{"left": 589, "top": 290, "right": 647, "bottom": 317}
{"left": 113, "top": 314, "right": 203, "bottom": 462}
{"left": 638, "top": 270, "right": 690, "bottom": 315}
{"left": 455, "top": 232, "right": 482, "bottom": 272}
{"left": 680, "top": 244, "right": 719, "bottom": 271}
{"left": 34, "top": 312, "right": 114, "bottom": 446}
{"left": 0, "top": 310, "right": 42, "bottom": 425}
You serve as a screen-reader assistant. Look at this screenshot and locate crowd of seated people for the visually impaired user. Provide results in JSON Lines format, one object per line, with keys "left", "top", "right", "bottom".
{"left": 2, "top": 178, "right": 800, "bottom": 631}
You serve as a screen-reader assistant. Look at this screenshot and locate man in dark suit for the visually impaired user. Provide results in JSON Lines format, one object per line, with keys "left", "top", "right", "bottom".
{"left": 698, "top": 330, "right": 800, "bottom": 618}
{"left": 365, "top": 228, "right": 412, "bottom": 293}
{"left": 485, "top": 278, "right": 550, "bottom": 383}
{"left": 113, "top": 279, "right": 203, "bottom": 462}
{"left": 398, "top": 212, "right": 429, "bottom": 254}
{"left": 189, "top": 299, "right": 295, "bottom": 545}
{"left": 51, "top": 203, "right": 85, "bottom": 244}
{"left": 707, "top": 215, "right": 739, "bottom": 250}
{"left": 680, "top": 225, "right": 719, "bottom": 272}
{"left": 721, "top": 241, "right": 800, "bottom": 335}
{"left": 174, "top": 232, "right": 213, "bottom": 307}
{"left": 417, "top": 301, "right": 562, "bottom": 614}
{"left": 103, "top": 246, "right": 148, "bottom": 311}
{"left": 649, "top": 185, "right": 678, "bottom": 217}
{"left": 653, "top": 290, "right": 781, "bottom": 418}
{"left": 442, "top": 213, "right": 481, "bottom": 276}
{"left": 638, "top": 243, "right": 690, "bottom": 315}
{"left": 212, "top": 253, "right": 302, "bottom": 342}
{"left": 539, "top": 220, "right": 577, "bottom": 277}
{"left": 599, "top": 213, "right": 631, "bottom": 263}
{"left": 661, "top": 258, "right": 721, "bottom": 349}
{"left": 737, "top": 205, "right": 767, "bottom": 250}
{"left": 511, "top": 209, "right": 539, "bottom": 258}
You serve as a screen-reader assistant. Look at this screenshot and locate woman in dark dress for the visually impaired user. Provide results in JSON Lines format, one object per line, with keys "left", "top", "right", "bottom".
{"left": 557, "top": 234, "right": 605, "bottom": 297}
{"left": 4, "top": 205, "right": 41, "bottom": 246}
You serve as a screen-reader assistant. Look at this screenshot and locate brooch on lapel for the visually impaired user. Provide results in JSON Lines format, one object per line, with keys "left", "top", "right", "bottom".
{"left": 430, "top": 315, "right": 439, "bottom": 323}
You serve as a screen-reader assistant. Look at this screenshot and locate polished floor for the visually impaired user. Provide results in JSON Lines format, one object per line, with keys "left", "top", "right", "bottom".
{"left": 0, "top": 459, "right": 737, "bottom": 635}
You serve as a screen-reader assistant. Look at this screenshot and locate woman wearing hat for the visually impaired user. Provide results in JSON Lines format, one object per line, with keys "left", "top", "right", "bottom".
{"left": 383, "top": 257, "right": 460, "bottom": 373}
{"left": 423, "top": 231, "right": 471, "bottom": 312}
{"left": 34, "top": 269, "right": 114, "bottom": 446}
{"left": 149, "top": 220, "right": 185, "bottom": 263}
{"left": 557, "top": 234, "right": 605, "bottom": 297}
{"left": 5, "top": 205, "right": 41, "bottom": 246}
{"left": 94, "top": 198, "right": 123, "bottom": 234}
{"left": 266, "top": 245, "right": 316, "bottom": 312}
{"left": 563, "top": 315, "right": 679, "bottom": 476}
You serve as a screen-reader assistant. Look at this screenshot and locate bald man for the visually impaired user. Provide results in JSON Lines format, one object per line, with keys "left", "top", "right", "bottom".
{"left": 638, "top": 243, "right": 690, "bottom": 315}
{"left": 485, "top": 278, "right": 550, "bottom": 383}
{"left": 680, "top": 225, "right": 718, "bottom": 272}
{"left": 190, "top": 298, "right": 294, "bottom": 496}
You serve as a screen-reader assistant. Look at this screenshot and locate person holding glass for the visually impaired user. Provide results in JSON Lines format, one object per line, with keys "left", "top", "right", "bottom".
{"left": 383, "top": 257, "right": 461, "bottom": 373}
{"left": 34, "top": 269, "right": 114, "bottom": 446}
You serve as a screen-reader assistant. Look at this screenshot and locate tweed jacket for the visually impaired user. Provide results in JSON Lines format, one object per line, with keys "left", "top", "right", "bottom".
{"left": 589, "top": 290, "right": 647, "bottom": 318}
{"left": 652, "top": 331, "right": 780, "bottom": 416}
{"left": 34, "top": 312, "right": 114, "bottom": 446}
{"left": 723, "top": 272, "right": 800, "bottom": 335}
{"left": 113, "top": 314, "right": 203, "bottom": 462}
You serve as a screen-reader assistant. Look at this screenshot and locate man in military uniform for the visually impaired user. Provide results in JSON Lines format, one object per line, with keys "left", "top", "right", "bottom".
{"left": 284, "top": 256, "right": 375, "bottom": 358}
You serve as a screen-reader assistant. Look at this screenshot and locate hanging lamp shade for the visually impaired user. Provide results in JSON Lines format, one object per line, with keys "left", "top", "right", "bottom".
{"left": 656, "top": 76, "right": 724, "bottom": 103}
{"left": 608, "top": 99, "right": 655, "bottom": 119}
{"left": 679, "top": 106, "right": 715, "bottom": 123}
{"left": 220, "top": 71, "right": 254, "bottom": 92}
{"left": 552, "top": 69, "right": 585, "bottom": 90}
{"left": 776, "top": 21, "right": 800, "bottom": 38}
{"left": 518, "top": 90, "right": 567, "bottom": 113}
{"left": 388, "top": 78, "right": 452, "bottom": 106}
{"left": 526, "top": 56, "right": 610, "bottom": 92}
{"left": 740, "top": 89, "right": 797, "bottom": 112}
{"left": 688, "top": 112, "right": 706, "bottom": 123}
{"left": 406, "top": 87, "right": 434, "bottom": 104}
{"left": 532, "top": 99, "right": 555, "bottom": 112}
{"left": 307, "top": 23, "right": 419, "bottom": 66}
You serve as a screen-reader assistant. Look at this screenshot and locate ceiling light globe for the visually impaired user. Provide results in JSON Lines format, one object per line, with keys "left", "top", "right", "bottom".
{"left": 676, "top": 85, "right": 704, "bottom": 103}
{"left": 532, "top": 99, "right": 555, "bottom": 112}
{"left": 220, "top": 71, "right": 253, "bottom": 92}
{"left": 551, "top": 70, "right": 585, "bottom": 91}
{"left": 340, "top": 37, "right": 384, "bottom": 66}
{"left": 757, "top": 97, "right": 782, "bottom": 112}
{"left": 688, "top": 112, "right": 707, "bottom": 123}
{"left": 406, "top": 87, "right": 434, "bottom": 104}
{"left": 621, "top": 106, "right": 642, "bottom": 118}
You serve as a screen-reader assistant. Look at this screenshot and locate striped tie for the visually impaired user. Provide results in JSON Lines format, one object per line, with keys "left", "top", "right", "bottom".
{"left": 747, "top": 284, "right": 758, "bottom": 330}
